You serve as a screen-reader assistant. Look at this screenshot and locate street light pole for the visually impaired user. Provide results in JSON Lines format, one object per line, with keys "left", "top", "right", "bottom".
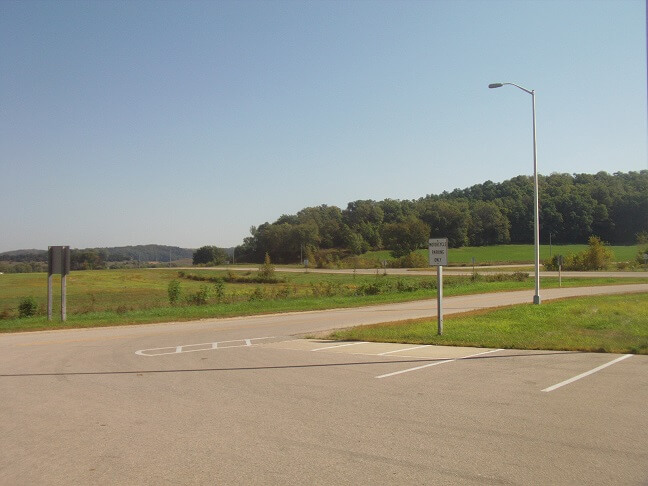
{"left": 489, "top": 82, "right": 541, "bottom": 304}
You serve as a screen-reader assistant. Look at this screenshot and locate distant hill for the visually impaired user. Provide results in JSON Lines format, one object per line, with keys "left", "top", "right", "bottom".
{"left": 0, "top": 249, "right": 48, "bottom": 262}
{"left": 0, "top": 245, "right": 194, "bottom": 263}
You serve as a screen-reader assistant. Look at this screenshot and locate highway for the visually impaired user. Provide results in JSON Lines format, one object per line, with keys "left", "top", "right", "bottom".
{"left": 1, "top": 284, "right": 647, "bottom": 485}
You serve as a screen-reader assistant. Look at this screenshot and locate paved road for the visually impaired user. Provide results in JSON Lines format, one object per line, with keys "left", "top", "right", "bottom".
{"left": 1, "top": 285, "right": 647, "bottom": 485}
{"left": 207, "top": 265, "right": 648, "bottom": 279}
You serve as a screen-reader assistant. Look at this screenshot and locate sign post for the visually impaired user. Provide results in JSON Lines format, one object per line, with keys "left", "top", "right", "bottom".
{"left": 48, "top": 246, "right": 70, "bottom": 321}
{"left": 429, "top": 238, "right": 448, "bottom": 335}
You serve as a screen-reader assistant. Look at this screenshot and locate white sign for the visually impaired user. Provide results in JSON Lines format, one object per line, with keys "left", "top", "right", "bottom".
{"left": 428, "top": 238, "right": 448, "bottom": 266}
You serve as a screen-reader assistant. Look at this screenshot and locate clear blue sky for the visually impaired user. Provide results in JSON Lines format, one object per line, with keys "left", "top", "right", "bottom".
{"left": 1, "top": 0, "right": 646, "bottom": 252}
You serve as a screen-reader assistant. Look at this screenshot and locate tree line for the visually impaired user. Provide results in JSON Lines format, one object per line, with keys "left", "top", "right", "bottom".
{"left": 234, "top": 171, "right": 647, "bottom": 263}
{"left": 0, "top": 245, "right": 195, "bottom": 273}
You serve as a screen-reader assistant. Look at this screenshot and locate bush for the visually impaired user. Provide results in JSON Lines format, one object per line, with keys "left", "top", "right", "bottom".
{"left": 213, "top": 278, "right": 225, "bottom": 301}
{"left": 580, "top": 236, "right": 614, "bottom": 270}
{"left": 248, "top": 287, "right": 265, "bottom": 301}
{"left": 389, "top": 252, "right": 428, "bottom": 269}
{"left": 396, "top": 279, "right": 418, "bottom": 292}
{"left": 18, "top": 296, "right": 38, "bottom": 318}
{"left": 1, "top": 307, "right": 14, "bottom": 319}
{"left": 544, "top": 236, "right": 614, "bottom": 271}
{"left": 186, "top": 285, "right": 211, "bottom": 305}
{"left": 357, "top": 280, "right": 391, "bottom": 295}
{"left": 258, "top": 253, "right": 276, "bottom": 281}
{"left": 168, "top": 280, "right": 181, "bottom": 305}
{"left": 511, "top": 272, "right": 529, "bottom": 281}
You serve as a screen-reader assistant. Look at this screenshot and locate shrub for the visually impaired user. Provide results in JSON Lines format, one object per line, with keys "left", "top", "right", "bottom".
{"left": 187, "top": 285, "right": 211, "bottom": 305}
{"left": 393, "top": 252, "right": 428, "bottom": 268}
{"left": 258, "top": 253, "right": 276, "bottom": 282}
{"left": 18, "top": 296, "right": 38, "bottom": 318}
{"left": 1, "top": 306, "right": 14, "bottom": 320}
{"left": 511, "top": 272, "right": 529, "bottom": 281}
{"left": 580, "top": 236, "right": 614, "bottom": 270}
{"left": 168, "top": 280, "right": 181, "bottom": 305}
{"left": 274, "top": 286, "right": 292, "bottom": 299}
{"left": 357, "top": 279, "right": 392, "bottom": 295}
{"left": 340, "top": 255, "right": 379, "bottom": 269}
{"left": 213, "top": 278, "right": 225, "bottom": 301}
{"left": 543, "top": 255, "right": 560, "bottom": 271}
{"left": 544, "top": 237, "right": 614, "bottom": 271}
{"left": 248, "top": 287, "right": 265, "bottom": 301}
{"left": 313, "top": 249, "right": 345, "bottom": 269}
{"left": 396, "top": 279, "right": 418, "bottom": 292}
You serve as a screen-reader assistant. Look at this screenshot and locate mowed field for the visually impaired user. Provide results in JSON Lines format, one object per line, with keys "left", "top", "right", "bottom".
{"left": 367, "top": 243, "right": 643, "bottom": 265}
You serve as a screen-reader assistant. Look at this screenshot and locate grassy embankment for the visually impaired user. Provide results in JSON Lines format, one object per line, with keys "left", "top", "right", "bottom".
{"left": 328, "top": 293, "right": 648, "bottom": 355}
{"left": 1, "top": 267, "right": 646, "bottom": 333}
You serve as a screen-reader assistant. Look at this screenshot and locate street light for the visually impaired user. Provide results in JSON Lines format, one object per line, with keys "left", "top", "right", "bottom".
{"left": 489, "top": 82, "right": 541, "bottom": 304}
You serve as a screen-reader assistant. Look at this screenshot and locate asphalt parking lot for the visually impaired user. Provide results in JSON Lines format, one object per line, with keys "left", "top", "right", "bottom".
{"left": 2, "top": 290, "right": 647, "bottom": 485}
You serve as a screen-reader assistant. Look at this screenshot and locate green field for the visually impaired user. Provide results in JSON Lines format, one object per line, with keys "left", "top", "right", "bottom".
{"left": 366, "top": 244, "right": 642, "bottom": 265}
{"left": 328, "top": 293, "right": 648, "bottom": 354}
{"left": 1, "top": 267, "right": 646, "bottom": 333}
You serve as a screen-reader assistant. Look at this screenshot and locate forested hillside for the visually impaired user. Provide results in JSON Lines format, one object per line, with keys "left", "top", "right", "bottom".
{"left": 0, "top": 245, "right": 194, "bottom": 273}
{"left": 235, "top": 171, "right": 647, "bottom": 263}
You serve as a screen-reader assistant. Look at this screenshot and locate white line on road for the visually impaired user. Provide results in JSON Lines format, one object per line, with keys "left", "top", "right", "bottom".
{"left": 542, "top": 354, "right": 633, "bottom": 392}
{"left": 378, "top": 345, "right": 431, "bottom": 356}
{"left": 376, "top": 348, "right": 503, "bottom": 379}
{"left": 135, "top": 337, "right": 276, "bottom": 357}
{"left": 311, "top": 342, "right": 367, "bottom": 352}
{"left": 376, "top": 359, "right": 454, "bottom": 378}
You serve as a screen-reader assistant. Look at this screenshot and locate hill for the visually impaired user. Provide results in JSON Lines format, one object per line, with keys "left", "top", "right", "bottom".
{"left": 0, "top": 245, "right": 194, "bottom": 264}
{"left": 234, "top": 170, "right": 648, "bottom": 263}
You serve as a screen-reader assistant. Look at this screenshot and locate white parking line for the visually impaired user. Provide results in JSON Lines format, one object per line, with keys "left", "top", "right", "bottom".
{"left": 376, "top": 349, "right": 503, "bottom": 379}
{"left": 378, "top": 345, "right": 431, "bottom": 356}
{"left": 311, "top": 342, "right": 367, "bottom": 352}
{"left": 542, "top": 354, "right": 633, "bottom": 392}
{"left": 135, "top": 337, "right": 276, "bottom": 357}
{"left": 376, "top": 359, "right": 455, "bottom": 378}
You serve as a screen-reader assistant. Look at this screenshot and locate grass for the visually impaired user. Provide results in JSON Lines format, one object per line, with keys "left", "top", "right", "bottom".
{"left": 365, "top": 244, "right": 642, "bottom": 265}
{"left": 1, "top": 268, "right": 645, "bottom": 333}
{"left": 328, "top": 293, "right": 648, "bottom": 354}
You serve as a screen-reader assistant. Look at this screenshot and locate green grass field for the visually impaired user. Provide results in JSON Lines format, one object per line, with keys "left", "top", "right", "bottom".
{"left": 328, "top": 293, "right": 648, "bottom": 354}
{"left": 366, "top": 244, "right": 642, "bottom": 265}
{"left": 1, "top": 267, "right": 646, "bottom": 333}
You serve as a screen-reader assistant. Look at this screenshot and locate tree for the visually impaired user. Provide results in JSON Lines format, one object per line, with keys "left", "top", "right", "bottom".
{"left": 297, "top": 205, "right": 344, "bottom": 248}
{"left": 418, "top": 200, "right": 470, "bottom": 248}
{"left": 193, "top": 246, "right": 228, "bottom": 266}
{"left": 71, "top": 249, "right": 106, "bottom": 270}
{"left": 468, "top": 202, "right": 510, "bottom": 246}
{"left": 258, "top": 252, "right": 275, "bottom": 281}
{"left": 580, "top": 236, "right": 614, "bottom": 270}
{"left": 382, "top": 217, "right": 430, "bottom": 258}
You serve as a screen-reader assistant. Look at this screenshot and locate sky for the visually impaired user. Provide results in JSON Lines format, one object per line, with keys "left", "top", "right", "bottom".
{"left": 1, "top": 0, "right": 646, "bottom": 252}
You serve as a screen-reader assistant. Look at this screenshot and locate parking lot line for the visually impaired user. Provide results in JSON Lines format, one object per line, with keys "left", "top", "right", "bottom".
{"left": 378, "top": 345, "right": 431, "bottom": 356}
{"left": 376, "top": 348, "right": 503, "bottom": 379}
{"left": 542, "top": 354, "right": 633, "bottom": 392}
{"left": 135, "top": 336, "right": 276, "bottom": 356}
{"left": 311, "top": 342, "right": 367, "bottom": 352}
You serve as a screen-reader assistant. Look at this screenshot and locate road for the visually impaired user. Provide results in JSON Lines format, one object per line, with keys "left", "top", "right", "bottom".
{"left": 1, "top": 284, "right": 647, "bottom": 485}
{"left": 208, "top": 265, "right": 648, "bottom": 279}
